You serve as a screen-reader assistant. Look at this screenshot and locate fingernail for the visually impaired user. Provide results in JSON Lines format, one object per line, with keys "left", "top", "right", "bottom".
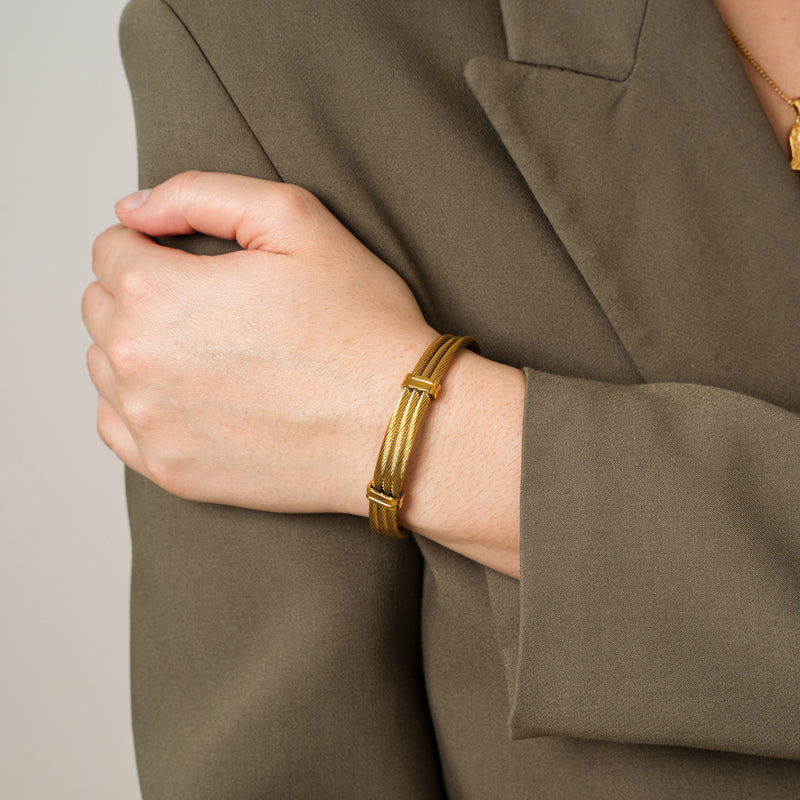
{"left": 116, "top": 188, "right": 152, "bottom": 212}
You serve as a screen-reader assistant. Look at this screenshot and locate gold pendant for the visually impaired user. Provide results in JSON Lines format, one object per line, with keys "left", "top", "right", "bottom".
{"left": 790, "top": 99, "right": 800, "bottom": 171}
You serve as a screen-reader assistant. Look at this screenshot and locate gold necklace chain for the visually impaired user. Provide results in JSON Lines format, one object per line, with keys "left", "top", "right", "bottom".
{"left": 725, "top": 23, "right": 800, "bottom": 170}
{"left": 726, "top": 24, "right": 797, "bottom": 107}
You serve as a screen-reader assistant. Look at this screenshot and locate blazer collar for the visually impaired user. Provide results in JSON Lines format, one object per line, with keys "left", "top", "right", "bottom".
{"left": 465, "top": 0, "right": 800, "bottom": 408}
{"left": 500, "top": 0, "right": 647, "bottom": 80}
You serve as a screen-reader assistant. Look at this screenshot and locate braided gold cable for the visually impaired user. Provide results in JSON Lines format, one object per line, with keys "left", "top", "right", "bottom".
{"left": 367, "top": 334, "right": 479, "bottom": 538}
{"left": 369, "top": 341, "right": 443, "bottom": 538}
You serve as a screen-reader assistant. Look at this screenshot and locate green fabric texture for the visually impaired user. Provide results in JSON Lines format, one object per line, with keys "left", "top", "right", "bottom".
{"left": 120, "top": 0, "right": 800, "bottom": 797}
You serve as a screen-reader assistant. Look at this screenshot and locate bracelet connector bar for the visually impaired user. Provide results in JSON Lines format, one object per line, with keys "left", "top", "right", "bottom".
{"left": 367, "top": 334, "right": 477, "bottom": 538}
{"left": 366, "top": 482, "right": 404, "bottom": 511}
{"left": 402, "top": 373, "right": 441, "bottom": 398}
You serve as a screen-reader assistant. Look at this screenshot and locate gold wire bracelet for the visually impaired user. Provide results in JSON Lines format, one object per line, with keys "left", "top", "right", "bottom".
{"left": 367, "top": 334, "right": 479, "bottom": 538}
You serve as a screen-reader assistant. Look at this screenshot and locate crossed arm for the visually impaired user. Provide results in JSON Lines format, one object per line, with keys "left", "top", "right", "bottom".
{"left": 84, "top": 167, "right": 800, "bottom": 759}
{"left": 83, "top": 170, "right": 525, "bottom": 578}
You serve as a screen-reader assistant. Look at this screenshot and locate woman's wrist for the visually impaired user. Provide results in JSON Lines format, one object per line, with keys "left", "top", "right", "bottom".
{"left": 405, "top": 352, "right": 524, "bottom": 578}
{"left": 355, "top": 341, "right": 525, "bottom": 579}
{"left": 338, "top": 324, "right": 441, "bottom": 516}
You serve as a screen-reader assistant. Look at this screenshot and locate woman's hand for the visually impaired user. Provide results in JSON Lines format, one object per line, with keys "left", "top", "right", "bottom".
{"left": 83, "top": 170, "right": 524, "bottom": 577}
{"left": 83, "top": 171, "right": 437, "bottom": 516}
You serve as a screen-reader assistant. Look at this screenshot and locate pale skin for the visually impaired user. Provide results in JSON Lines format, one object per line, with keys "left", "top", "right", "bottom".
{"left": 84, "top": 173, "right": 525, "bottom": 577}
{"left": 715, "top": 0, "right": 800, "bottom": 160}
{"left": 83, "top": 2, "right": 796, "bottom": 582}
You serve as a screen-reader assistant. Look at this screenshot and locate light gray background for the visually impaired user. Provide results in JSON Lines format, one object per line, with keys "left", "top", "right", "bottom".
{"left": 1, "top": 1, "right": 141, "bottom": 797}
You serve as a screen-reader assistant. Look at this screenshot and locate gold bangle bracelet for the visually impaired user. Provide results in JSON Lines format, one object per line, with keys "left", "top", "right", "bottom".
{"left": 367, "top": 334, "right": 479, "bottom": 538}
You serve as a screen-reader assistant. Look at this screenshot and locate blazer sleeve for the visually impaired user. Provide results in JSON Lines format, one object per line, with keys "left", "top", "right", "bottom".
{"left": 493, "top": 368, "right": 800, "bottom": 761}
{"left": 119, "top": 2, "right": 445, "bottom": 799}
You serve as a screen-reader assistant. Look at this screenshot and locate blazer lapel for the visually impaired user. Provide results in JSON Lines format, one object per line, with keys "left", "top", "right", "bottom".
{"left": 465, "top": 0, "right": 800, "bottom": 409}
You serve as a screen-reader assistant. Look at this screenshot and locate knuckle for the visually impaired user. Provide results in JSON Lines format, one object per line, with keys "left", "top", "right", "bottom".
{"left": 95, "top": 415, "right": 110, "bottom": 448}
{"left": 118, "top": 394, "right": 153, "bottom": 433}
{"left": 80, "top": 284, "right": 94, "bottom": 324}
{"left": 172, "top": 169, "right": 204, "bottom": 206}
{"left": 107, "top": 336, "right": 148, "bottom": 378}
{"left": 91, "top": 225, "right": 122, "bottom": 268}
{"left": 86, "top": 343, "right": 101, "bottom": 377}
{"left": 143, "top": 448, "right": 191, "bottom": 499}
{"left": 95, "top": 403, "right": 116, "bottom": 446}
{"left": 177, "top": 168, "right": 204, "bottom": 185}
{"left": 81, "top": 281, "right": 103, "bottom": 321}
{"left": 91, "top": 232, "right": 107, "bottom": 268}
{"left": 273, "top": 183, "right": 317, "bottom": 223}
{"left": 117, "top": 268, "right": 155, "bottom": 305}
{"left": 150, "top": 463, "right": 187, "bottom": 498}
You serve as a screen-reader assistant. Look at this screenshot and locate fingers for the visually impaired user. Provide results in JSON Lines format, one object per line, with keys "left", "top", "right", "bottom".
{"left": 90, "top": 344, "right": 146, "bottom": 475}
{"left": 96, "top": 395, "right": 145, "bottom": 474}
{"left": 114, "top": 170, "right": 323, "bottom": 253}
{"left": 86, "top": 342, "right": 127, "bottom": 422}
{"left": 91, "top": 223, "right": 176, "bottom": 295}
{"left": 81, "top": 281, "right": 113, "bottom": 347}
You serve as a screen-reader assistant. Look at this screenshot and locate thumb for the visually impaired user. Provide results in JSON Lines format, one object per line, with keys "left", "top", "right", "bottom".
{"left": 114, "top": 170, "right": 316, "bottom": 252}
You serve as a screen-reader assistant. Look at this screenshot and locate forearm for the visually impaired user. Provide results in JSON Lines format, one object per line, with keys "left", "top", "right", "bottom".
{"left": 397, "top": 351, "right": 524, "bottom": 578}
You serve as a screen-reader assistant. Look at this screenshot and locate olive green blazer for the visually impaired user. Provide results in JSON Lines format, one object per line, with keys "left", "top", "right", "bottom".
{"left": 120, "top": 0, "right": 800, "bottom": 797}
